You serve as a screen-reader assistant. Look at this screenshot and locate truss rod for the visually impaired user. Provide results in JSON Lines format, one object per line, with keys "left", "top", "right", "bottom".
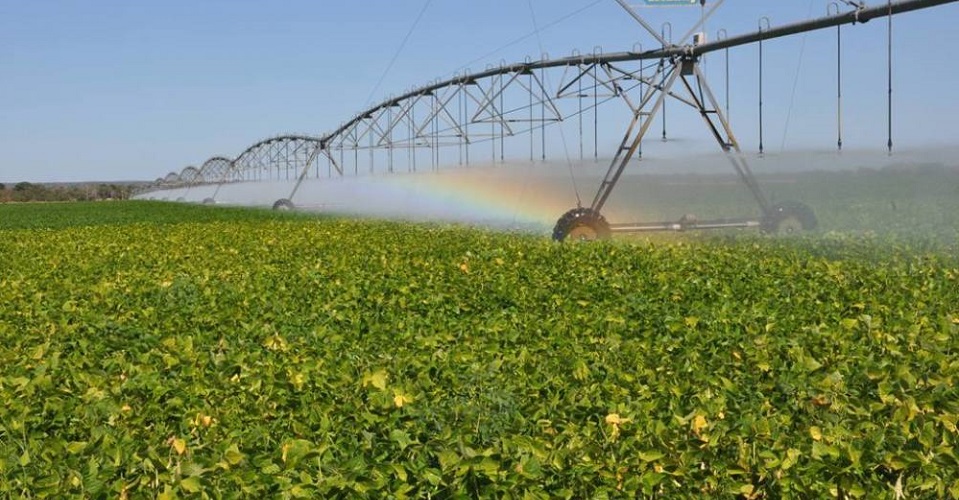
{"left": 319, "top": 0, "right": 955, "bottom": 150}
{"left": 613, "top": 0, "right": 670, "bottom": 47}
{"left": 677, "top": 0, "right": 725, "bottom": 46}
{"left": 687, "top": 0, "right": 955, "bottom": 56}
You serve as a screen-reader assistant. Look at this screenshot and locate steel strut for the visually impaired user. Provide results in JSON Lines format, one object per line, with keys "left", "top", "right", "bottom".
{"left": 589, "top": 56, "right": 771, "bottom": 217}
{"left": 688, "top": 61, "right": 771, "bottom": 215}
{"left": 591, "top": 61, "right": 680, "bottom": 213}
{"left": 287, "top": 144, "right": 329, "bottom": 203}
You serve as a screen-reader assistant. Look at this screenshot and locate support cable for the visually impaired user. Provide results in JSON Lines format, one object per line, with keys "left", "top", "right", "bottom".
{"left": 364, "top": 0, "right": 434, "bottom": 107}
{"left": 452, "top": 0, "right": 603, "bottom": 77}
{"left": 780, "top": 0, "right": 816, "bottom": 152}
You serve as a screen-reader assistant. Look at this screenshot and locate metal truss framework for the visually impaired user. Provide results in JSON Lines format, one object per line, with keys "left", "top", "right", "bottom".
{"left": 143, "top": 0, "right": 956, "bottom": 224}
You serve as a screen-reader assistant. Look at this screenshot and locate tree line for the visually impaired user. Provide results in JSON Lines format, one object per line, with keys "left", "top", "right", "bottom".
{"left": 0, "top": 182, "right": 137, "bottom": 203}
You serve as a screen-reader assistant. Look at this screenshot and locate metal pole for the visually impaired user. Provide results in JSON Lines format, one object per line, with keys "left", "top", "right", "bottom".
{"left": 411, "top": 101, "right": 417, "bottom": 172}
{"left": 828, "top": 3, "right": 844, "bottom": 151}
{"left": 690, "top": 62, "right": 772, "bottom": 214}
{"left": 635, "top": 42, "right": 644, "bottom": 159}
{"left": 464, "top": 84, "right": 470, "bottom": 166}
{"left": 500, "top": 72, "right": 505, "bottom": 162}
{"left": 593, "top": 64, "right": 599, "bottom": 160}
{"left": 717, "top": 28, "right": 729, "bottom": 122}
{"left": 578, "top": 66, "right": 584, "bottom": 161}
{"left": 491, "top": 75, "right": 496, "bottom": 164}
{"left": 661, "top": 22, "right": 671, "bottom": 142}
{"left": 388, "top": 105, "right": 394, "bottom": 173}
{"left": 529, "top": 71, "right": 534, "bottom": 162}
{"left": 288, "top": 143, "right": 324, "bottom": 202}
{"left": 592, "top": 62, "right": 679, "bottom": 212}
{"left": 758, "top": 17, "right": 770, "bottom": 156}
{"left": 541, "top": 65, "right": 546, "bottom": 161}
{"left": 887, "top": 0, "right": 894, "bottom": 155}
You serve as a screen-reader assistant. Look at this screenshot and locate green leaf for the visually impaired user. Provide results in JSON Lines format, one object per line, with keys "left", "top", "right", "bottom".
{"left": 391, "top": 463, "right": 408, "bottom": 482}
{"left": 781, "top": 448, "right": 801, "bottom": 470}
{"left": 436, "top": 450, "right": 460, "bottom": 472}
{"left": 66, "top": 441, "right": 88, "bottom": 454}
{"left": 638, "top": 450, "right": 665, "bottom": 462}
{"left": 157, "top": 486, "right": 177, "bottom": 500}
{"left": 281, "top": 439, "right": 316, "bottom": 468}
{"left": 474, "top": 458, "right": 500, "bottom": 479}
{"left": 224, "top": 444, "right": 245, "bottom": 465}
{"left": 812, "top": 442, "right": 841, "bottom": 461}
{"left": 390, "top": 429, "right": 413, "bottom": 451}
{"left": 180, "top": 476, "right": 202, "bottom": 493}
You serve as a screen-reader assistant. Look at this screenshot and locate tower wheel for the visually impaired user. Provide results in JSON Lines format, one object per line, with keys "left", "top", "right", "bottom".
{"left": 763, "top": 201, "right": 817, "bottom": 234}
{"left": 273, "top": 198, "right": 295, "bottom": 211}
{"left": 552, "top": 208, "right": 611, "bottom": 242}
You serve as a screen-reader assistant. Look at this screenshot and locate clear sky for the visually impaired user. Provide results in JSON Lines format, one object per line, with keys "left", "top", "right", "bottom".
{"left": 2, "top": 0, "right": 957, "bottom": 182}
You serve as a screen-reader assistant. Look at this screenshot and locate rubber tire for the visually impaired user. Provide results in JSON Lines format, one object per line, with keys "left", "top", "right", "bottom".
{"left": 272, "top": 198, "right": 295, "bottom": 211}
{"left": 202, "top": 198, "right": 216, "bottom": 205}
{"left": 763, "top": 201, "right": 817, "bottom": 234}
{"left": 552, "top": 207, "right": 611, "bottom": 242}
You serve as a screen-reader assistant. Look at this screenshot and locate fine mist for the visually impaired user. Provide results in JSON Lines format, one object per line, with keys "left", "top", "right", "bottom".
{"left": 138, "top": 146, "right": 959, "bottom": 242}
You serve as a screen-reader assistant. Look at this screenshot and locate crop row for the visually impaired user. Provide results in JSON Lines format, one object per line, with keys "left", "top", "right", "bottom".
{"left": 1, "top": 203, "right": 958, "bottom": 497}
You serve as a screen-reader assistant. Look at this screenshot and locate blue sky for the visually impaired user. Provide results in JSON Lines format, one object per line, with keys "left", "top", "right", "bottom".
{"left": 2, "top": 0, "right": 957, "bottom": 182}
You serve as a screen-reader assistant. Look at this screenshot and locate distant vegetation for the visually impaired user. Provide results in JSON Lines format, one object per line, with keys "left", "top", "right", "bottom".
{"left": 0, "top": 181, "right": 137, "bottom": 203}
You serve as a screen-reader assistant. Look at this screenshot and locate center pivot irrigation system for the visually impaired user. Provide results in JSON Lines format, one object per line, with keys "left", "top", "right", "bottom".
{"left": 140, "top": 0, "right": 957, "bottom": 240}
{"left": 551, "top": 0, "right": 957, "bottom": 241}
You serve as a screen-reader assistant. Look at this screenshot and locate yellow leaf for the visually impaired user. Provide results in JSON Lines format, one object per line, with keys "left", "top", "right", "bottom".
{"left": 809, "top": 426, "right": 822, "bottom": 441}
{"left": 691, "top": 415, "right": 708, "bottom": 435}
{"left": 194, "top": 413, "right": 214, "bottom": 428}
{"left": 459, "top": 262, "right": 469, "bottom": 273}
{"left": 364, "top": 369, "right": 388, "bottom": 391}
{"left": 171, "top": 437, "right": 187, "bottom": 455}
{"left": 393, "top": 393, "right": 412, "bottom": 408}
{"left": 263, "top": 333, "right": 286, "bottom": 351}
{"left": 605, "top": 413, "right": 630, "bottom": 426}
